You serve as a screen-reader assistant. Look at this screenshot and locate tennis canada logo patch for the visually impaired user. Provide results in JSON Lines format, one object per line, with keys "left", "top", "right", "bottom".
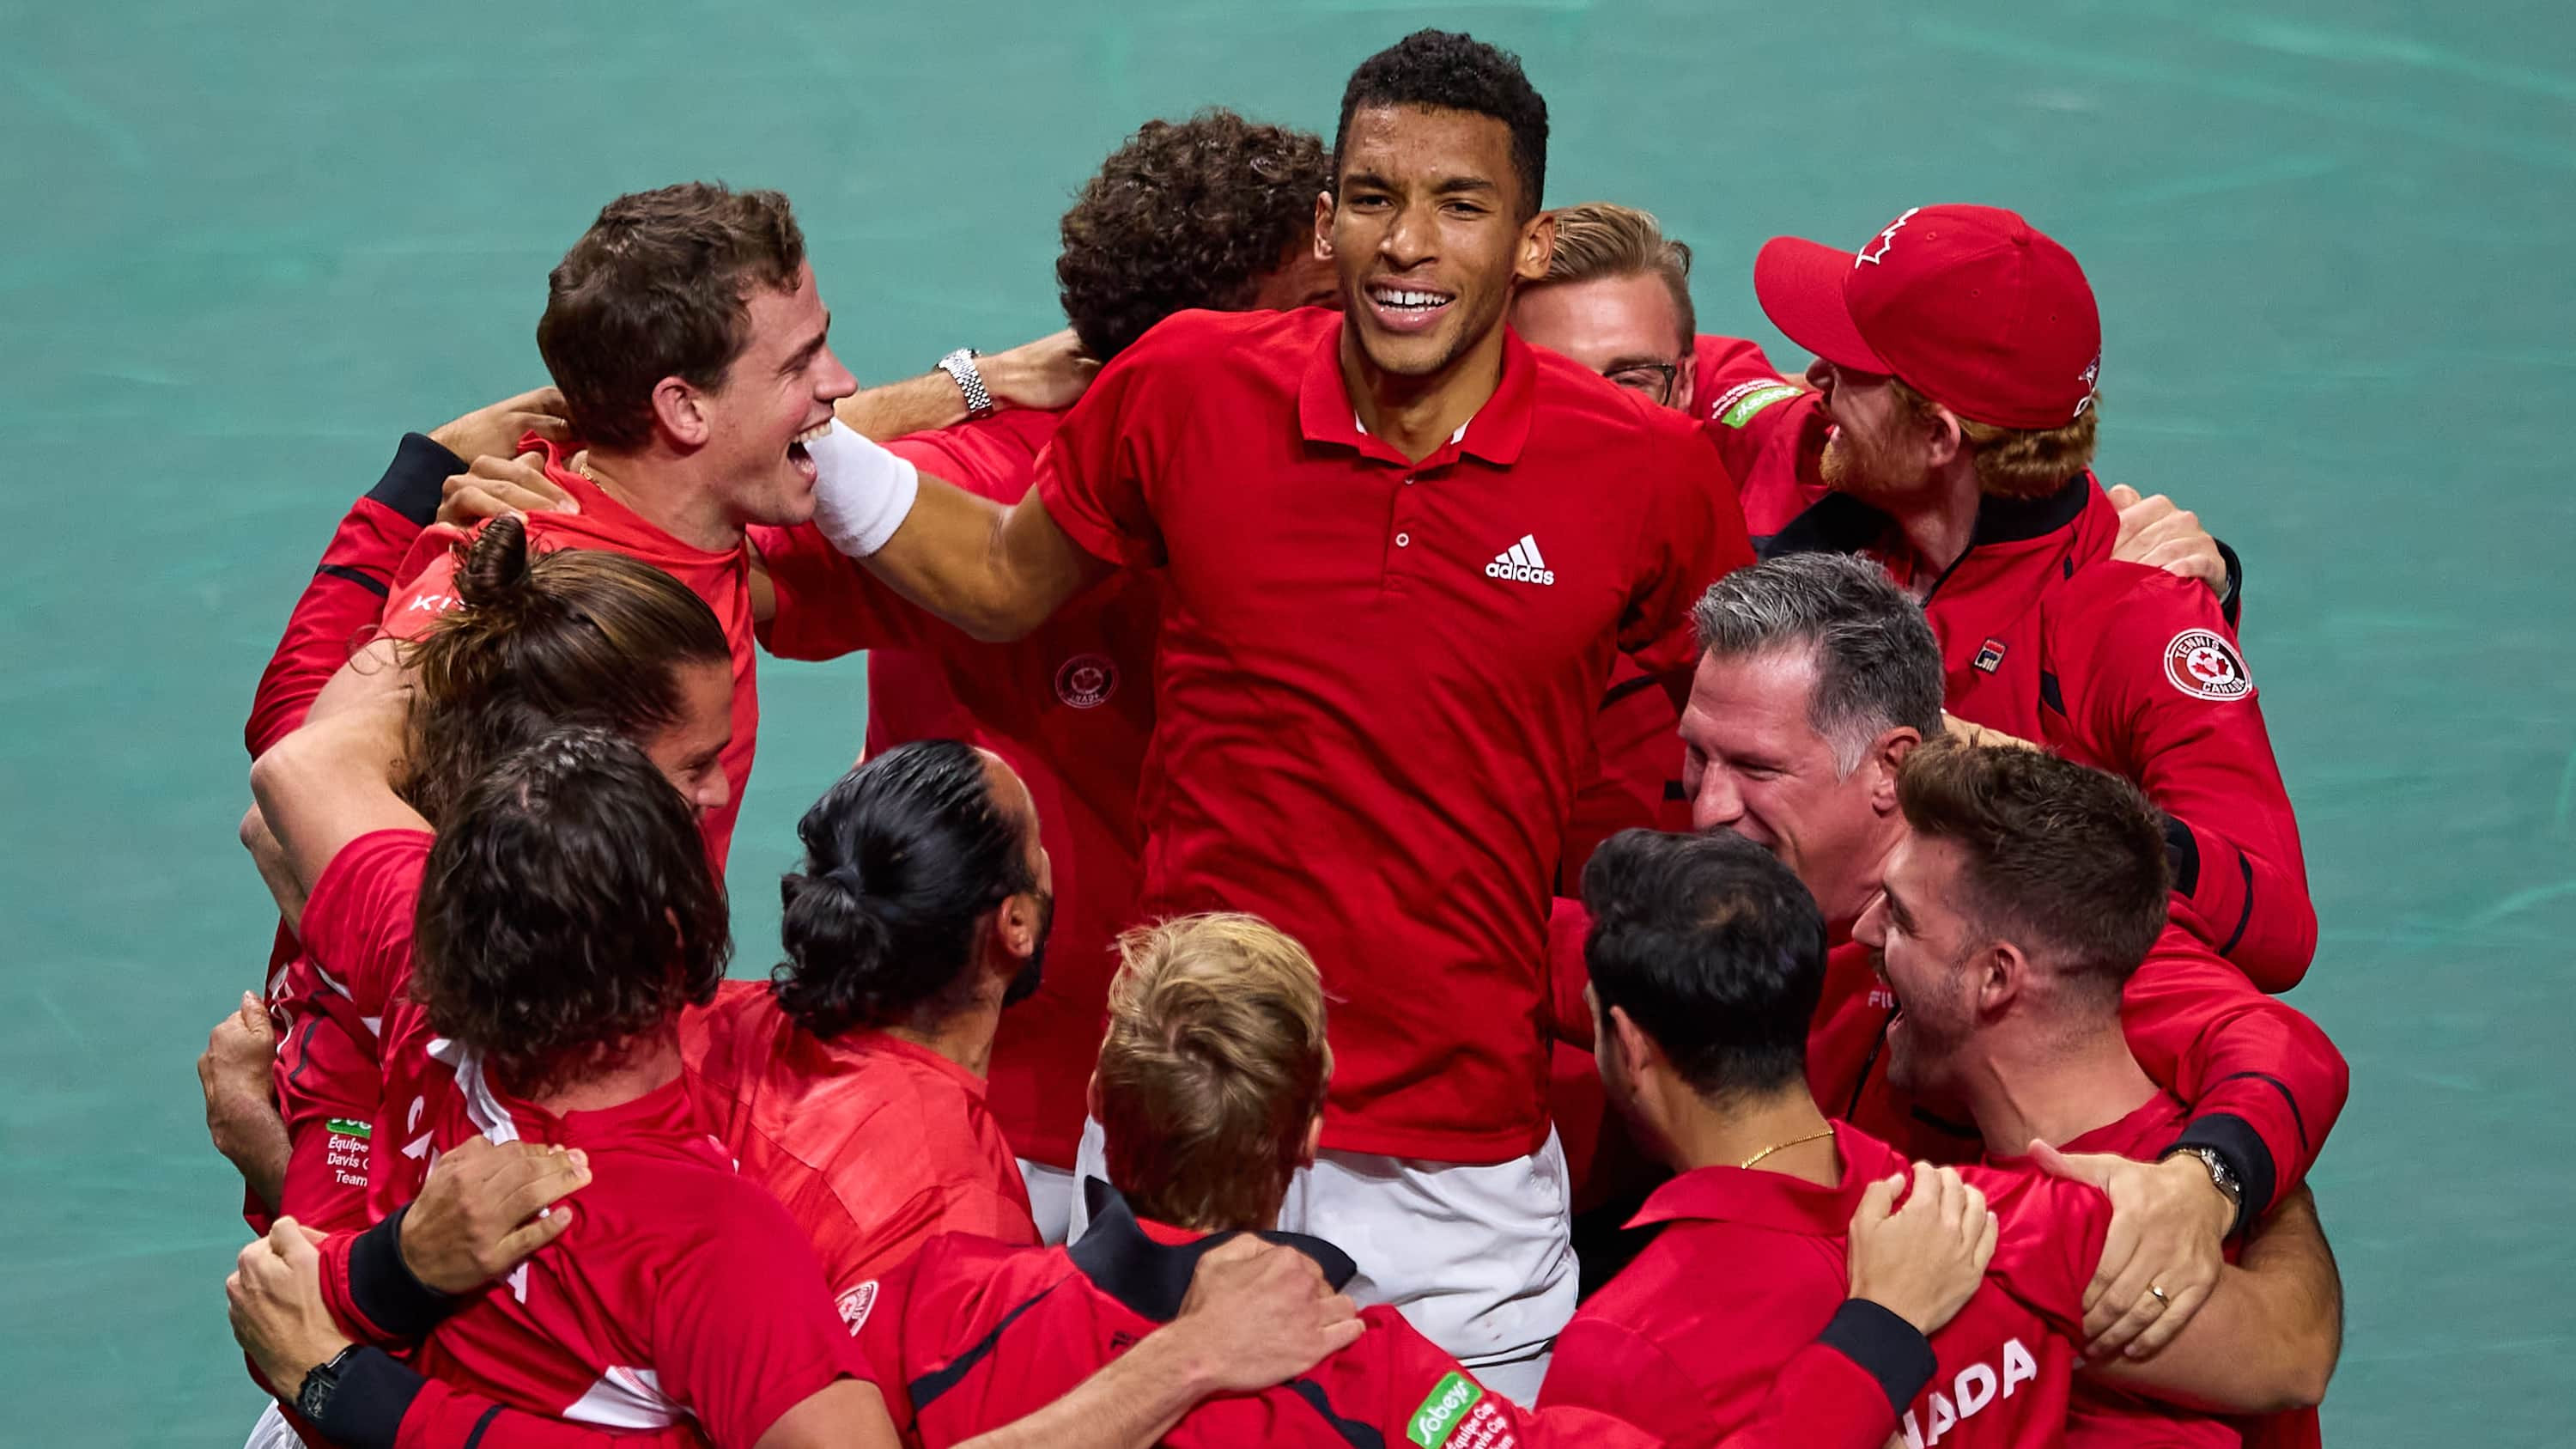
{"left": 2162, "top": 629, "right": 2254, "bottom": 702}
{"left": 835, "top": 1281, "right": 878, "bottom": 1335}
{"left": 1054, "top": 652, "right": 1117, "bottom": 709}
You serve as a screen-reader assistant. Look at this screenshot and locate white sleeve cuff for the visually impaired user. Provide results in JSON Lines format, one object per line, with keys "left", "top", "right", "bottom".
{"left": 808, "top": 421, "right": 920, "bottom": 558}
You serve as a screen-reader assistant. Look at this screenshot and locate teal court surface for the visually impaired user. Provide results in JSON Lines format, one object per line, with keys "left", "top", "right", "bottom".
{"left": 3, "top": 2, "right": 2569, "bottom": 1442}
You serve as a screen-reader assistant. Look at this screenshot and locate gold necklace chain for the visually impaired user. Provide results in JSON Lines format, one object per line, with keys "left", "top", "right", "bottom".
{"left": 1739, "top": 1127, "right": 1836, "bottom": 1171}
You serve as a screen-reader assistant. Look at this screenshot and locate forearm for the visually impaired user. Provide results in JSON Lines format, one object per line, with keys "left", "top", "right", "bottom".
{"left": 210, "top": 1087, "right": 291, "bottom": 1215}
{"left": 953, "top": 1324, "right": 1216, "bottom": 1449}
{"left": 837, "top": 372, "right": 974, "bottom": 442}
{"left": 809, "top": 428, "right": 1087, "bottom": 642}
{"left": 2092, "top": 1190, "right": 2338, "bottom": 1412}
{"left": 241, "top": 806, "right": 309, "bottom": 929}
{"left": 2163, "top": 812, "right": 2318, "bottom": 991}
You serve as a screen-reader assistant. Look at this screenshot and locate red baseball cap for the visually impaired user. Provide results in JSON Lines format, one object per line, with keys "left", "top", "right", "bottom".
{"left": 1753, "top": 204, "right": 2101, "bottom": 429}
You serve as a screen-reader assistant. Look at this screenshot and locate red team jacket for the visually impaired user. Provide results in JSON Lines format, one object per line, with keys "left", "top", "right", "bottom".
{"left": 1697, "top": 341, "right": 2316, "bottom": 990}
{"left": 681, "top": 979, "right": 1040, "bottom": 1297}
{"left": 1541, "top": 1123, "right": 2110, "bottom": 1449}
{"left": 856, "top": 1181, "right": 1655, "bottom": 1448}
{"left": 752, "top": 406, "right": 1158, "bottom": 1173}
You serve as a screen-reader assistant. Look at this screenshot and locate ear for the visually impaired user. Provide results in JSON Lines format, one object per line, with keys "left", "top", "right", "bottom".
{"left": 1978, "top": 938, "right": 2029, "bottom": 1017}
{"left": 1920, "top": 401, "right": 1966, "bottom": 468}
{"left": 1515, "top": 208, "right": 1558, "bottom": 284}
{"left": 1299, "top": 1113, "right": 1324, "bottom": 1168}
{"left": 1866, "top": 727, "right": 1923, "bottom": 813}
{"left": 1672, "top": 347, "right": 1697, "bottom": 415}
{"left": 996, "top": 892, "right": 1040, "bottom": 963}
{"left": 1313, "top": 190, "right": 1337, "bottom": 259}
{"left": 1607, "top": 1004, "right": 1662, "bottom": 1098}
{"left": 649, "top": 375, "right": 714, "bottom": 449}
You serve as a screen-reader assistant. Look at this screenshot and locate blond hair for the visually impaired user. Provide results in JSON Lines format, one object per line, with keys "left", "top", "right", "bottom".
{"left": 1096, "top": 913, "right": 1331, "bottom": 1230}
{"left": 1889, "top": 377, "right": 2100, "bottom": 499}
{"left": 1541, "top": 201, "right": 1696, "bottom": 349}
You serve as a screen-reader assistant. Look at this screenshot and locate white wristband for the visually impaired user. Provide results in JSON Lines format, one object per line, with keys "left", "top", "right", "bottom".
{"left": 808, "top": 421, "right": 920, "bottom": 558}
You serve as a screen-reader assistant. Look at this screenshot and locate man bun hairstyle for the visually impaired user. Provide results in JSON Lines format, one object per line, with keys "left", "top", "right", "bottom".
{"left": 537, "top": 181, "right": 807, "bottom": 450}
{"left": 1058, "top": 110, "right": 1331, "bottom": 361}
{"left": 772, "top": 740, "right": 1037, "bottom": 1039}
{"left": 1692, "top": 552, "right": 1944, "bottom": 771}
{"left": 413, "top": 725, "right": 729, "bottom": 1098}
{"left": 402, "top": 515, "right": 729, "bottom": 826}
{"left": 1581, "top": 830, "right": 1827, "bottom": 1103}
{"left": 1896, "top": 737, "right": 2171, "bottom": 1002}
{"left": 1335, "top": 29, "right": 1549, "bottom": 219}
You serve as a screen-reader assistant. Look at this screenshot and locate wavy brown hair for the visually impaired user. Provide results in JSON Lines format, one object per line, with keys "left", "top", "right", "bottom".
{"left": 1890, "top": 377, "right": 2100, "bottom": 499}
{"left": 398, "top": 515, "right": 729, "bottom": 827}
{"left": 1056, "top": 109, "right": 1330, "bottom": 361}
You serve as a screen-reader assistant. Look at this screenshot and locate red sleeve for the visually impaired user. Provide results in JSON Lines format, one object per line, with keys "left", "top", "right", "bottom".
{"left": 2069, "top": 573, "right": 2316, "bottom": 989}
{"left": 301, "top": 831, "right": 435, "bottom": 1017}
{"left": 1619, "top": 426, "right": 1756, "bottom": 679}
{"left": 2121, "top": 935, "right": 2348, "bottom": 1219}
{"left": 1540, "top": 1315, "right": 1722, "bottom": 1448}
{"left": 749, "top": 521, "right": 939, "bottom": 661}
{"left": 1030, "top": 324, "right": 1184, "bottom": 569}
{"left": 652, "top": 1190, "right": 864, "bottom": 1448}
{"left": 393, "top": 1381, "right": 700, "bottom": 1449}
{"left": 1545, "top": 896, "right": 1594, "bottom": 1050}
{"left": 1978, "top": 1172, "right": 2114, "bottom": 1331}
{"left": 1692, "top": 338, "right": 1824, "bottom": 540}
{"left": 246, "top": 435, "right": 458, "bottom": 758}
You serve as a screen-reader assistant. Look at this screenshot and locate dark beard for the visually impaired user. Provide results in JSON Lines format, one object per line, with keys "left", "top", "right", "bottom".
{"left": 1002, "top": 892, "right": 1054, "bottom": 1008}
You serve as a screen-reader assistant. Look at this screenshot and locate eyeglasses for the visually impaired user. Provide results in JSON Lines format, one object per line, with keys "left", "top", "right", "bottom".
{"left": 1604, "top": 362, "right": 1681, "bottom": 407}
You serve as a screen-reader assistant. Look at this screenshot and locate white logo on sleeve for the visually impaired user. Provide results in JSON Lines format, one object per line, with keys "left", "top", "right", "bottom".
{"left": 1855, "top": 207, "right": 1924, "bottom": 267}
{"left": 1483, "top": 533, "right": 1555, "bottom": 586}
{"left": 2162, "top": 629, "right": 2254, "bottom": 702}
{"left": 836, "top": 1281, "right": 879, "bottom": 1335}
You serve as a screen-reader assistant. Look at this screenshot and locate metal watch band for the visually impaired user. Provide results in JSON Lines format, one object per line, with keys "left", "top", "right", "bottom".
{"left": 938, "top": 347, "right": 995, "bottom": 420}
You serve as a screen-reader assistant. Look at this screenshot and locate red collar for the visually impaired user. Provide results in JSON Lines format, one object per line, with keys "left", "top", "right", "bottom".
{"left": 1296, "top": 316, "right": 1535, "bottom": 469}
{"left": 1627, "top": 1121, "right": 1910, "bottom": 1236}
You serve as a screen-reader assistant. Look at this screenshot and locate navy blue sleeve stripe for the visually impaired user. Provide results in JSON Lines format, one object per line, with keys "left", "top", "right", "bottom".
{"left": 2221, "top": 852, "right": 2256, "bottom": 956}
{"left": 908, "top": 1280, "right": 1067, "bottom": 1411}
{"left": 368, "top": 432, "right": 465, "bottom": 527}
{"left": 306, "top": 1347, "right": 424, "bottom": 1449}
{"left": 316, "top": 563, "right": 392, "bottom": 598}
{"left": 460, "top": 1404, "right": 504, "bottom": 1449}
{"left": 2161, "top": 813, "right": 2202, "bottom": 897}
{"left": 1817, "top": 1299, "right": 1937, "bottom": 1415}
{"left": 2207, "top": 1069, "right": 2311, "bottom": 1156}
{"left": 1284, "top": 1378, "right": 1387, "bottom": 1449}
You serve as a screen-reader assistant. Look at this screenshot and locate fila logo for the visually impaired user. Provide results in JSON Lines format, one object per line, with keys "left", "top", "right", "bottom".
{"left": 1899, "top": 1336, "right": 2040, "bottom": 1448}
{"left": 1483, "top": 533, "right": 1555, "bottom": 587}
{"left": 1856, "top": 207, "right": 1924, "bottom": 267}
{"left": 1972, "top": 637, "right": 2007, "bottom": 673}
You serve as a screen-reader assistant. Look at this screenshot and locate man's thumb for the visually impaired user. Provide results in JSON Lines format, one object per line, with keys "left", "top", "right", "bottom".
{"left": 2029, "top": 1140, "right": 2104, "bottom": 1184}
{"left": 1852, "top": 1172, "right": 1901, "bottom": 1226}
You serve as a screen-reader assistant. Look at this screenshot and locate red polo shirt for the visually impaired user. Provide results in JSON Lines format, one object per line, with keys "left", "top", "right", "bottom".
{"left": 1541, "top": 1122, "right": 2107, "bottom": 1449}
{"left": 680, "top": 981, "right": 1038, "bottom": 1299}
{"left": 1692, "top": 335, "right": 1822, "bottom": 540}
{"left": 854, "top": 1182, "right": 1656, "bottom": 1448}
{"left": 1809, "top": 925, "right": 2348, "bottom": 1219}
{"left": 1767, "top": 479, "right": 2315, "bottom": 989}
{"left": 379, "top": 436, "right": 762, "bottom": 869}
{"left": 755, "top": 408, "right": 1154, "bottom": 1170}
{"left": 1033, "top": 306, "right": 1753, "bottom": 1160}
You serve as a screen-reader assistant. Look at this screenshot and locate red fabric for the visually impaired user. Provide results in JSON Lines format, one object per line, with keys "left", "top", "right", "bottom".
{"left": 246, "top": 494, "right": 424, "bottom": 758}
{"left": 752, "top": 406, "right": 1151, "bottom": 1170}
{"left": 378, "top": 437, "right": 762, "bottom": 868}
{"left": 1540, "top": 1123, "right": 2108, "bottom": 1449}
{"left": 1693, "top": 336, "right": 1826, "bottom": 540}
{"left": 1031, "top": 307, "right": 1753, "bottom": 1161}
{"left": 682, "top": 982, "right": 1038, "bottom": 1299}
{"left": 1809, "top": 927, "right": 2348, "bottom": 1215}
{"left": 1753, "top": 206, "right": 2101, "bottom": 430}
{"left": 1558, "top": 655, "right": 1692, "bottom": 892}
{"left": 859, "top": 1229, "right": 1656, "bottom": 1448}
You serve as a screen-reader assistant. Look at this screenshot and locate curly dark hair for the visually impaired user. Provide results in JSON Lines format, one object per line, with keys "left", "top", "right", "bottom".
{"left": 1056, "top": 109, "right": 1330, "bottom": 361}
{"left": 1335, "top": 30, "right": 1548, "bottom": 219}
{"left": 772, "top": 740, "right": 1040, "bottom": 1039}
{"left": 412, "top": 725, "right": 730, "bottom": 1098}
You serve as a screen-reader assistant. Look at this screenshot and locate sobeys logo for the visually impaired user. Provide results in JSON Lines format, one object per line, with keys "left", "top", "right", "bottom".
{"left": 325, "top": 1117, "right": 373, "bottom": 1139}
{"left": 1408, "top": 1371, "right": 1484, "bottom": 1447}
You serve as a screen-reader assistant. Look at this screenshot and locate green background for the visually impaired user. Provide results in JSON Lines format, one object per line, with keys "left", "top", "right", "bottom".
{"left": 3, "top": 1, "right": 2568, "bottom": 1442}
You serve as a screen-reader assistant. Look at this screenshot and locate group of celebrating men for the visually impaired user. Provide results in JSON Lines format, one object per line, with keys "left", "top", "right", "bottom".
{"left": 197, "top": 27, "right": 2348, "bottom": 1449}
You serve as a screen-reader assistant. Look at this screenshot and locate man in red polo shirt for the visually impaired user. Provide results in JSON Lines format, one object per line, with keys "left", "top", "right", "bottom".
{"left": 1858, "top": 740, "right": 2341, "bottom": 1441}
{"left": 1677, "top": 553, "right": 2348, "bottom": 1358}
{"left": 802, "top": 32, "right": 1753, "bottom": 1389}
{"left": 1721, "top": 204, "right": 2314, "bottom": 989}
{"left": 1543, "top": 828, "right": 2335, "bottom": 1449}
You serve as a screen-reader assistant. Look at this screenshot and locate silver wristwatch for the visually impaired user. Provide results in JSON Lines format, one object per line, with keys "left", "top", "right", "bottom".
{"left": 937, "top": 348, "right": 996, "bottom": 420}
{"left": 2160, "top": 1144, "right": 2245, "bottom": 1228}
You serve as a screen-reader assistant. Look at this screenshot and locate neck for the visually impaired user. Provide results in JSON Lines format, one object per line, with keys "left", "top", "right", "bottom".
{"left": 886, "top": 970, "right": 1005, "bottom": 1079}
{"left": 1337, "top": 319, "right": 1506, "bottom": 463}
{"left": 1960, "top": 1025, "right": 2159, "bottom": 1156}
{"left": 1666, "top": 1084, "right": 1839, "bottom": 1187}
{"left": 528, "top": 1027, "right": 682, "bottom": 1115}
{"left": 575, "top": 447, "right": 744, "bottom": 553}
{"left": 1883, "top": 460, "right": 1984, "bottom": 592}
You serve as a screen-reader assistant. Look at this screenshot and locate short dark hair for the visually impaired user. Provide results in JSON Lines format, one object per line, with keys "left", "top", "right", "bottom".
{"left": 1581, "top": 829, "right": 1827, "bottom": 1102}
{"left": 771, "top": 740, "right": 1037, "bottom": 1038}
{"left": 413, "top": 726, "right": 730, "bottom": 1098}
{"left": 1058, "top": 110, "right": 1331, "bottom": 361}
{"left": 1335, "top": 30, "right": 1548, "bottom": 219}
{"left": 538, "top": 182, "right": 807, "bottom": 450}
{"left": 1693, "top": 553, "right": 1946, "bottom": 770}
{"left": 1896, "top": 738, "right": 2172, "bottom": 1002}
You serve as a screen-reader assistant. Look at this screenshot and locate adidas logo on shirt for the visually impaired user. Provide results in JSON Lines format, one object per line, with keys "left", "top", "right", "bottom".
{"left": 1484, "top": 533, "right": 1555, "bottom": 587}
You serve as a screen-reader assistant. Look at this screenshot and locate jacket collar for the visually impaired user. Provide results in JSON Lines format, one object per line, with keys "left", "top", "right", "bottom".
{"left": 1068, "top": 1178, "right": 1358, "bottom": 1323}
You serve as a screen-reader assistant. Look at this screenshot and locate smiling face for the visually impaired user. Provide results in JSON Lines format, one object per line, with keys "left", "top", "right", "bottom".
{"left": 1810, "top": 356, "right": 1935, "bottom": 499}
{"left": 693, "top": 260, "right": 857, "bottom": 527}
{"left": 1510, "top": 271, "right": 1693, "bottom": 411}
{"left": 1321, "top": 104, "right": 1550, "bottom": 381}
{"left": 1850, "top": 830, "right": 1985, "bottom": 1096}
